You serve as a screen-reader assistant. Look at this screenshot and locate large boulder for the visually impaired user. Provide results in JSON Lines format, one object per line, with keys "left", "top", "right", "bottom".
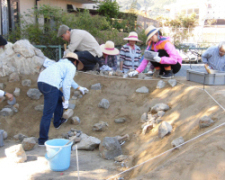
{"left": 73, "top": 133, "right": 101, "bottom": 151}
{"left": 0, "top": 40, "right": 45, "bottom": 77}
{"left": 99, "top": 137, "right": 122, "bottom": 160}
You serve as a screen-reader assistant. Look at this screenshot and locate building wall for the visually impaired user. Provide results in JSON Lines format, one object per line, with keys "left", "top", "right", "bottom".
{"left": 38, "top": 0, "right": 83, "bottom": 11}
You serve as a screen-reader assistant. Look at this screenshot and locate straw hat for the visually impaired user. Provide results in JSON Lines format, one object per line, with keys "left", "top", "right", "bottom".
{"left": 100, "top": 41, "right": 119, "bottom": 55}
{"left": 64, "top": 52, "right": 84, "bottom": 70}
{"left": 123, "top": 32, "right": 142, "bottom": 42}
{"left": 57, "top": 25, "right": 70, "bottom": 37}
{"left": 145, "top": 25, "right": 161, "bottom": 44}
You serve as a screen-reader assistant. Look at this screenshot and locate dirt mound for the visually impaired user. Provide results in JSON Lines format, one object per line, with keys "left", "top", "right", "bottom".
{"left": 1, "top": 72, "right": 225, "bottom": 179}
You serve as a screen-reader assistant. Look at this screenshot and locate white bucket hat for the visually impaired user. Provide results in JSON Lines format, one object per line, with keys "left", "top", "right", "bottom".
{"left": 145, "top": 25, "right": 161, "bottom": 44}
{"left": 100, "top": 41, "right": 119, "bottom": 55}
{"left": 123, "top": 32, "right": 142, "bottom": 42}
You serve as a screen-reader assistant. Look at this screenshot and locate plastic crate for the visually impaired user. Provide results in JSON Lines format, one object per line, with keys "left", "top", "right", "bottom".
{"left": 186, "top": 69, "right": 225, "bottom": 85}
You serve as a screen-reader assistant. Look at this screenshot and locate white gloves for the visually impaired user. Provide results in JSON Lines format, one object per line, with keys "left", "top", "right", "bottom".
{"left": 78, "top": 86, "right": 89, "bottom": 95}
{"left": 146, "top": 70, "right": 154, "bottom": 75}
{"left": 153, "top": 56, "right": 161, "bottom": 63}
{"left": 100, "top": 65, "right": 112, "bottom": 71}
{"left": 128, "top": 70, "right": 139, "bottom": 77}
{"left": 62, "top": 100, "right": 69, "bottom": 109}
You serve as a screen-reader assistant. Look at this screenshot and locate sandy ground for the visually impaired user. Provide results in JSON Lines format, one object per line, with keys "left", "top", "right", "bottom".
{"left": 0, "top": 72, "right": 225, "bottom": 180}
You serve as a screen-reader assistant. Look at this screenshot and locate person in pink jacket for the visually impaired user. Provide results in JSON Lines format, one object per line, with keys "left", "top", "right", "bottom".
{"left": 128, "top": 26, "right": 182, "bottom": 78}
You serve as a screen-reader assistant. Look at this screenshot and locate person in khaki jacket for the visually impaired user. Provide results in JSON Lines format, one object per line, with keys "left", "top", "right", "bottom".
{"left": 57, "top": 25, "right": 102, "bottom": 71}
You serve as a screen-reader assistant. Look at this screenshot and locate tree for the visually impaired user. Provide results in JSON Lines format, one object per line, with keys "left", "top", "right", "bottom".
{"left": 97, "top": 0, "right": 120, "bottom": 21}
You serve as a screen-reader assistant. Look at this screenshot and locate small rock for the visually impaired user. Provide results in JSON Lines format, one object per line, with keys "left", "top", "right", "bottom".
{"left": 99, "top": 137, "right": 122, "bottom": 160}
{"left": 136, "top": 86, "right": 149, "bottom": 93}
{"left": 114, "top": 155, "right": 129, "bottom": 162}
{"left": 98, "top": 99, "right": 110, "bottom": 109}
{"left": 35, "top": 104, "right": 44, "bottom": 111}
{"left": 168, "top": 79, "right": 177, "bottom": 87}
{"left": 74, "top": 91, "right": 81, "bottom": 97}
{"left": 115, "top": 70, "right": 123, "bottom": 77}
{"left": 71, "top": 116, "right": 80, "bottom": 125}
{"left": 138, "top": 73, "right": 146, "bottom": 79}
{"left": 3, "top": 130, "right": 8, "bottom": 139}
{"left": 0, "top": 108, "right": 14, "bottom": 116}
{"left": 199, "top": 116, "right": 214, "bottom": 128}
{"left": 73, "top": 133, "right": 101, "bottom": 151}
{"left": 0, "top": 83, "right": 6, "bottom": 90}
{"left": 63, "top": 109, "right": 74, "bottom": 120}
{"left": 171, "top": 137, "right": 184, "bottom": 147}
{"left": 5, "top": 144, "right": 27, "bottom": 163}
{"left": 68, "top": 103, "right": 76, "bottom": 110}
{"left": 156, "top": 80, "right": 166, "bottom": 89}
{"left": 27, "top": 88, "right": 42, "bottom": 100}
{"left": 9, "top": 72, "right": 20, "bottom": 82}
{"left": 158, "top": 121, "right": 172, "bottom": 138}
{"left": 22, "top": 137, "right": 36, "bottom": 151}
{"left": 151, "top": 103, "right": 170, "bottom": 113}
{"left": 142, "top": 123, "right": 153, "bottom": 135}
{"left": 13, "top": 88, "right": 20, "bottom": 97}
{"left": 114, "top": 118, "right": 126, "bottom": 123}
{"left": 157, "top": 111, "right": 165, "bottom": 117}
{"left": 22, "top": 79, "right": 31, "bottom": 87}
{"left": 93, "top": 121, "right": 108, "bottom": 131}
{"left": 13, "top": 103, "right": 19, "bottom": 109}
{"left": 115, "top": 134, "right": 129, "bottom": 144}
{"left": 13, "top": 133, "right": 27, "bottom": 142}
{"left": 91, "top": 83, "right": 102, "bottom": 90}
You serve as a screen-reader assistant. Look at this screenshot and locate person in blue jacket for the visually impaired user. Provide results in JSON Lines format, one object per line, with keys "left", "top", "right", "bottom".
{"left": 37, "top": 52, "right": 88, "bottom": 146}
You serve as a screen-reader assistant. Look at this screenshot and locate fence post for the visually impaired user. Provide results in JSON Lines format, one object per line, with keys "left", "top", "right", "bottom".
{"left": 59, "top": 45, "right": 61, "bottom": 60}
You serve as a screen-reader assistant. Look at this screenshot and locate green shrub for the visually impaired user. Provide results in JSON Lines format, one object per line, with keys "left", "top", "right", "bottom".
{"left": 6, "top": 5, "right": 145, "bottom": 48}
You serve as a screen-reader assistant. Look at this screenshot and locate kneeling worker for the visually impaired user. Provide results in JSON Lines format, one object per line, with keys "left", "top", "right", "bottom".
{"left": 57, "top": 25, "right": 102, "bottom": 71}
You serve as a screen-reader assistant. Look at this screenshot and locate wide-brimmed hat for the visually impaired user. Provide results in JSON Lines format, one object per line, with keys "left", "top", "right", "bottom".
{"left": 123, "top": 32, "right": 142, "bottom": 42}
{"left": 100, "top": 41, "right": 119, "bottom": 55}
{"left": 145, "top": 25, "right": 161, "bottom": 44}
{"left": 57, "top": 25, "right": 70, "bottom": 37}
{"left": 64, "top": 52, "right": 84, "bottom": 70}
{"left": 0, "top": 35, "right": 7, "bottom": 46}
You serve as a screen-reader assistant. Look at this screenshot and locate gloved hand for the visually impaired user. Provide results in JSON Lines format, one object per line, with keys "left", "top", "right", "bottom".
{"left": 100, "top": 65, "right": 112, "bottom": 71}
{"left": 62, "top": 100, "right": 69, "bottom": 109}
{"left": 146, "top": 70, "right": 154, "bottom": 75}
{"left": 78, "top": 86, "right": 89, "bottom": 95}
{"left": 128, "top": 70, "right": 139, "bottom": 77}
{"left": 152, "top": 56, "right": 161, "bottom": 63}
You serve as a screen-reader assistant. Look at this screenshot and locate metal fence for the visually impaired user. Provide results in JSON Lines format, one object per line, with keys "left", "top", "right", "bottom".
{"left": 34, "top": 45, "right": 63, "bottom": 61}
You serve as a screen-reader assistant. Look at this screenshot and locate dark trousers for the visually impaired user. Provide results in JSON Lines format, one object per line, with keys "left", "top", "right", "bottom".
{"left": 151, "top": 62, "right": 181, "bottom": 74}
{"left": 37, "top": 82, "right": 63, "bottom": 144}
{"left": 75, "top": 51, "right": 101, "bottom": 71}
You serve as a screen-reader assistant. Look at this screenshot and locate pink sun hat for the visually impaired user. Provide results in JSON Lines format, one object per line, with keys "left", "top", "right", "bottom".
{"left": 123, "top": 32, "right": 142, "bottom": 42}
{"left": 100, "top": 41, "right": 119, "bottom": 55}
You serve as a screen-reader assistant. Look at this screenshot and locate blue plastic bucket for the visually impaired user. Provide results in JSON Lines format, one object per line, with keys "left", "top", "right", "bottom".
{"left": 45, "top": 139, "right": 73, "bottom": 171}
